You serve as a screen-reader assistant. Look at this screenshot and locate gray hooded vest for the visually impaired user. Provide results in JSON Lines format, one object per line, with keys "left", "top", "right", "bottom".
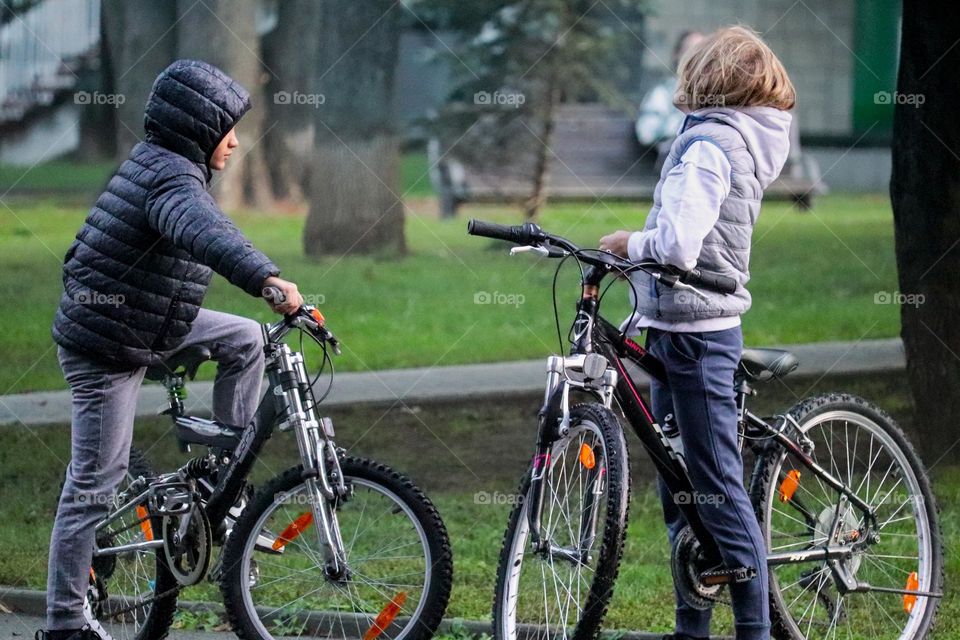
{"left": 630, "top": 109, "right": 789, "bottom": 322}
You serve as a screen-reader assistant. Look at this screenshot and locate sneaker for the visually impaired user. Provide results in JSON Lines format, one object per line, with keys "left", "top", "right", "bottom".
{"left": 36, "top": 627, "right": 102, "bottom": 640}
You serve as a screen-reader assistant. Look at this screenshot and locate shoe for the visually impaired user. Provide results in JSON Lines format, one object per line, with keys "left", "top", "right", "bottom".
{"left": 36, "top": 627, "right": 101, "bottom": 640}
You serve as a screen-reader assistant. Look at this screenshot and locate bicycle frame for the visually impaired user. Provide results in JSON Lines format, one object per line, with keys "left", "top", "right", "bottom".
{"left": 95, "top": 313, "right": 352, "bottom": 579}
{"left": 525, "top": 264, "right": 897, "bottom": 586}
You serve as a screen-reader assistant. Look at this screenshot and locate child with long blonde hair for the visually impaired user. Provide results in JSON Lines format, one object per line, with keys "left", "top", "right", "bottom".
{"left": 601, "top": 26, "right": 795, "bottom": 640}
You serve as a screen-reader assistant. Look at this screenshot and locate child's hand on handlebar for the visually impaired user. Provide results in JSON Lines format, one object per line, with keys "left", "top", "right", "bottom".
{"left": 262, "top": 276, "right": 304, "bottom": 314}
{"left": 598, "top": 230, "right": 632, "bottom": 258}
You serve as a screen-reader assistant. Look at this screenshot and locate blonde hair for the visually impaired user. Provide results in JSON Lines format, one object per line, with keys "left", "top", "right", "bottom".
{"left": 674, "top": 26, "right": 796, "bottom": 111}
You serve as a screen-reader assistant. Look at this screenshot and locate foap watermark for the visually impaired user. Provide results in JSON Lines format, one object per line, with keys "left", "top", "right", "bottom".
{"left": 274, "top": 90, "right": 326, "bottom": 108}
{"left": 874, "top": 91, "right": 925, "bottom": 108}
{"left": 474, "top": 290, "right": 525, "bottom": 307}
{"left": 675, "top": 93, "right": 726, "bottom": 109}
{"left": 874, "top": 290, "right": 925, "bottom": 308}
{"left": 75, "top": 91, "right": 125, "bottom": 107}
{"left": 674, "top": 491, "right": 726, "bottom": 506}
{"left": 474, "top": 490, "right": 524, "bottom": 506}
{"left": 74, "top": 290, "right": 125, "bottom": 307}
{"left": 474, "top": 90, "right": 526, "bottom": 108}
{"left": 303, "top": 293, "right": 326, "bottom": 306}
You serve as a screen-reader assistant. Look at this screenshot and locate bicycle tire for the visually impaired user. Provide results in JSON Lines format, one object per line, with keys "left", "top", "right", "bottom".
{"left": 220, "top": 457, "right": 453, "bottom": 640}
{"left": 750, "top": 393, "right": 943, "bottom": 640}
{"left": 493, "top": 403, "right": 630, "bottom": 640}
{"left": 85, "top": 446, "right": 180, "bottom": 640}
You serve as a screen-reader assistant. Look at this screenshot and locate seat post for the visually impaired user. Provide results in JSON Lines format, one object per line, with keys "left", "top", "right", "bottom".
{"left": 163, "top": 373, "right": 187, "bottom": 417}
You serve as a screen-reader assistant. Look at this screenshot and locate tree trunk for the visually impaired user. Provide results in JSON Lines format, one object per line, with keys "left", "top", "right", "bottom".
{"left": 303, "top": 0, "right": 405, "bottom": 258}
{"left": 261, "top": 0, "right": 321, "bottom": 204}
{"left": 890, "top": 0, "right": 960, "bottom": 462}
{"left": 177, "top": 0, "right": 273, "bottom": 210}
{"left": 524, "top": 73, "right": 560, "bottom": 221}
{"left": 101, "top": 0, "right": 176, "bottom": 158}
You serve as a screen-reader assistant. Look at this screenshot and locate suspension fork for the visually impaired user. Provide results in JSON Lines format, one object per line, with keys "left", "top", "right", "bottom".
{"left": 268, "top": 341, "right": 351, "bottom": 577}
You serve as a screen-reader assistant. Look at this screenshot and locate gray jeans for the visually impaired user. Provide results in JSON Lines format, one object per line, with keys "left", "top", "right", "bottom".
{"left": 47, "top": 309, "right": 265, "bottom": 630}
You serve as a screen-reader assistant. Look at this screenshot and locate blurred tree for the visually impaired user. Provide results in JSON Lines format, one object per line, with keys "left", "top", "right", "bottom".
{"left": 417, "top": 0, "right": 645, "bottom": 219}
{"left": 890, "top": 0, "right": 960, "bottom": 460}
{"left": 302, "top": 0, "right": 405, "bottom": 257}
{"left": 261, "top": 0, "right": 322, "bottom": 204}
{"left": 101, "top": 0, "right": 176, "bottom": 156}
{"left": 177, "top": 0, "right": 273, "bottom": 210}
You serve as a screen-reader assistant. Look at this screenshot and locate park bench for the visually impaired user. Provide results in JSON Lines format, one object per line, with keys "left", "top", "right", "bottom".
{"left": 430, "top": 103, "right": 817, "bottom": 216}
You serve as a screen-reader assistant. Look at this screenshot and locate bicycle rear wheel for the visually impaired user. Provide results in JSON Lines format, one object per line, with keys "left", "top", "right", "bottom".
{"left": 751, "top": 393, "right": 943, "bottom": 640}
{"left": 493, "top": 403, "right": 630, "bottom": 640}
{"left": 84, "top": 448, "right": 180, "bottom": 640}
{"left": 220, "top": 457, "right": 453, "bottom": 640}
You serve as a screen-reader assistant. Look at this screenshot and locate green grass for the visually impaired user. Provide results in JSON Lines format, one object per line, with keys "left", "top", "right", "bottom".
{"left": 1, "top": 373, "right": 957, "bottom": 637}
{"left": 0, "top": 191, "right": 899, "bottom": 394}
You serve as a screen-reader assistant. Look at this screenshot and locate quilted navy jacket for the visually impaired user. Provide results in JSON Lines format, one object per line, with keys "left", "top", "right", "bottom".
{"left": 52, "top": 59, "right": 280, "bottom": 366}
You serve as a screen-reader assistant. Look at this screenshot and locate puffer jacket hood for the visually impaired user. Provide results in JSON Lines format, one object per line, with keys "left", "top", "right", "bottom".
{"left": 144, "top": 59, "right": 251, "bottom": 171}
{"left": 683, "top": 106, "right": 792, "bottom": 189}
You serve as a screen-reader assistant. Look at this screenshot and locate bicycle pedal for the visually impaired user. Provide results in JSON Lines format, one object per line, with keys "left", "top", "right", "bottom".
{"left": 699, "top": 566, "right": 757, "bottom": 586}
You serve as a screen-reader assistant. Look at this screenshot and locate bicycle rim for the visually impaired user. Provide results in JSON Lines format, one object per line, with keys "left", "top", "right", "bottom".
{"left": 238, "top": 478, "right": 432, "bottom": 640}
{"left": 763, "top": 408, "right": 937, "bottom": 639}
{"left": 499, "top": 418, "right": 619, "bottom": 640}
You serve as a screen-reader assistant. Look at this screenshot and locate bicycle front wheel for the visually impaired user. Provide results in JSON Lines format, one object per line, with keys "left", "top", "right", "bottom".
{"left": 220, "top": 458, "right": 453, "bottom": 640}
{"left": 751, "top": 393, "right": 943, "bottom": 640}
{"left": 493, "top": 403, "right": 630, "bottom": 640}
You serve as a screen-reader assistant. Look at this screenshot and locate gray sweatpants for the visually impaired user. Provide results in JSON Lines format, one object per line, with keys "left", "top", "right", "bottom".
{"left": 46, "top": 309, "right": 265, "bottom": 630}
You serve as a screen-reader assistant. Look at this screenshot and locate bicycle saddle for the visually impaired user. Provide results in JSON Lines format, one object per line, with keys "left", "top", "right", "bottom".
{"left": 145, "top": 345, "right": 213, "bottom": 381}
{"left": 738, "top": 348, "right": 799, "bottom": 382}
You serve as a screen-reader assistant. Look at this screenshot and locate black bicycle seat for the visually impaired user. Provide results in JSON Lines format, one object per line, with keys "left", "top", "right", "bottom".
{"left": 738, "top": 348, "right": 799, "bottom": 382}
{"left": 145, "top": 345, "right": 213, "bottom": 381}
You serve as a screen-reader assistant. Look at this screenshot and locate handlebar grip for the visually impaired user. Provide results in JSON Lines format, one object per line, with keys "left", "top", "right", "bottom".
{"left": 467, "top": 219, "right": 543, "bottom": 245}
{"left": 262, "top": 286, "right": 286, "bottom": 304}
{"left": 681, "top": 269, "right": 738, "bottom": 295}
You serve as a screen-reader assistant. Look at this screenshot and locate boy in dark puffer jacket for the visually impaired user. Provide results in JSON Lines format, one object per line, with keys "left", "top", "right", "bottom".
{"left": 41, "top": 60, "right": 304, "bottom": 640}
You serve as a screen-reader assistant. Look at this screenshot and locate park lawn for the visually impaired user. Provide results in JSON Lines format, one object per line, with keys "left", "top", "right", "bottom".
{"left": 1, "top": 373, "right": 956, "bottom": 637}
{"left": 0, "top": 192, "right": 898, "bottom": 394}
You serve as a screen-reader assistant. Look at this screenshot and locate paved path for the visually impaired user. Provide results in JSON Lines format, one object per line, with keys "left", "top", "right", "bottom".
{"left": 0, "top": 338, "right": 904, "bottom": 427}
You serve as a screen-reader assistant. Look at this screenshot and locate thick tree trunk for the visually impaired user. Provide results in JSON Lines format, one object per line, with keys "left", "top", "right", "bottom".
{"left": 303, "top": 0, "right": 405, "bottom": 258}
{"left": 261, "top": 0, "right": 321, "bottom": 204}
{"left": 890, "top": 1, "right": 960, "bottom": 461}
{"left": 101, "top": 0, "right": 176, "bottom": 157}
{"left": 177, "top": 0, "right": 273, "bottom": 210}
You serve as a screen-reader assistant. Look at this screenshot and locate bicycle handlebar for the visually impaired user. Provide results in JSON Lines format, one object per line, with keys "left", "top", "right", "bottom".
{"left": 467, "top": 219, "right": 738, "bottom": 295}
{"left": 262, "top": 286, "right": 341, "bottom": 354}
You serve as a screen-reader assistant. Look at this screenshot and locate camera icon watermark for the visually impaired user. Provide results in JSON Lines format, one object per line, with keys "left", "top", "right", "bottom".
{"left": 74, "top": 290, "right": 125, "bottom": 308}
{"left": 274, "top": 91, "right": 326, "bottom": 108}
{"left": 74, "top": 91, "right": 126, "bottom": 107}
{"left": 874, "top": 290, "right": 925, "bottom": 308}
{"left": 874, "top": 91, "right": 924, "bottom": 108}
{"left": 474, "top": 90, "right": 526, "bottom": 109}
{"left": 474, "top": 491, "right": 524, "bottom": 506}
{"left": 474, "top": 290, "right": 525, "bottom": 307}
{"left": 674, "top": 491, "right": 726, "bottom": 506}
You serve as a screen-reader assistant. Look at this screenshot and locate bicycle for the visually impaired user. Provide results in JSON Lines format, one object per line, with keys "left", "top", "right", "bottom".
{"left": 467, "top": 220, "right": 943, "bottom": 640}
{"left": 81, "top": 289, "right": 453, "bottom": 640}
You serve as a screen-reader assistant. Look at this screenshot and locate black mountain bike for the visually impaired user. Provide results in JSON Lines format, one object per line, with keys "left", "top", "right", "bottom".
{"left": 81, "top": 290, "right": 453, "bottom": 640}
{"left": 467, "top": 220, "right": 943, "bottom": 640}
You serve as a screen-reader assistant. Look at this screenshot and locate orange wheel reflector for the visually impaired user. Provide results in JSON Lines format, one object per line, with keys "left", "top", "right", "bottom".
{"left": 579, "top": 443, "right": 596, "bottom": 470}
{"left": 89, "top": 567, "right": 96, "bottom": 581}
{"left": 135, "top": 505, "right": 154, "bottom": 541}
{"left": 904, "top": 571, "right": 919, "bottom": 613}
{"left": 778, "top": 469, "right": 801, "bottom": 503}
{"left": 272, "top": 511, "right": 314, "bottom": 551}
{"left": 363, "top": 591, "right": 408, "bottom": 640}
{"left": 310, "top": 308, "right": 326, "bottom": 325}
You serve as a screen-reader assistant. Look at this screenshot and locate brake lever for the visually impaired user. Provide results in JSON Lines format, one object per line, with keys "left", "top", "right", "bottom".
{"left": 510, "top": 245, "right": 549, "bottom": 257}
{"left": 673, "top": 280, "right": 711, "bottom": 303}
{"left": 510, "top": 244, "right": 567, "bottom": 258}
